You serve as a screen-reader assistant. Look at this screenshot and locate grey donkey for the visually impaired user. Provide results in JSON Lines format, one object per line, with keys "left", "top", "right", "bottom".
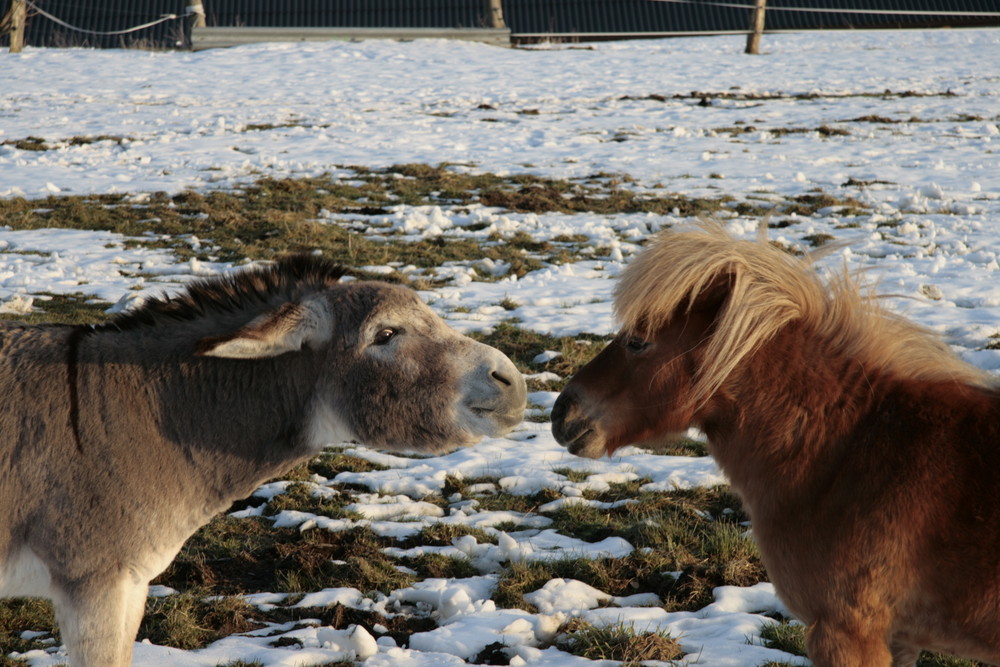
{"left": 0, "top": 255, "right": 526, "bottom": 665}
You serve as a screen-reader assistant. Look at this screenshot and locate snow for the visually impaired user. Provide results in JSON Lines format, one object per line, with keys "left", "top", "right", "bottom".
{"left": 524, "top": 579, "right": 661, "bottom": 615}
{"left": 3, "top": 27, "right": 1000, "bottom": 666}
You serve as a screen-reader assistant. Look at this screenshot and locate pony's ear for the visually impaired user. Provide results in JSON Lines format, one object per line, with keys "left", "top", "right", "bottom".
{"left": 196, "top": 297, "right": 333, "bottom": 359}
{"left": 687, "top": 271, "right": 735, "bottom": 318}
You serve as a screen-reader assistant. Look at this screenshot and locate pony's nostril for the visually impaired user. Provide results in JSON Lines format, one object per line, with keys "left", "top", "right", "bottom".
{"left": 492, "top": 370, "right": 513, "bottom": 387}
{"left": 551, "top": 396, "right": 567, "bottom": 422}
{"left": 551, "top": 389, "right": 575, "bottom": 422}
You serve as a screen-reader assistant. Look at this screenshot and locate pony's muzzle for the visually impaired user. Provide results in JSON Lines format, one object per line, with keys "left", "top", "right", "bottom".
{"left": 551, "top": 389, "right": 606, "bottom": 458}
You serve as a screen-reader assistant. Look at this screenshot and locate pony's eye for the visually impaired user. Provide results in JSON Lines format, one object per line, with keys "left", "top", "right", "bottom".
{"left": 624, "top": 336, "right": 650, "bottom": 353}
{"left": 373, "top": 327, "right": 398, "bottom": 346}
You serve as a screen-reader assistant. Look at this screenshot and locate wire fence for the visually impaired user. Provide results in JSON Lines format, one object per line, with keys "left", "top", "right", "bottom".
{"left": 4, "top": 0, "right": 189, "bottom": 48}
{"left": 649, "top": 0, "right": 1000, "bottom": 17}
{"left": 25, "top": 0, "right": 183, "bottom": 36}
{"left": 3, "top": 0, "right": 999, "bottom": 50}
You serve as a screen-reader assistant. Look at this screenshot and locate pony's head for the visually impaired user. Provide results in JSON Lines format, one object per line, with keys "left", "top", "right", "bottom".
{"left": 552, "top": 222, "right": 988, "bottom": 458}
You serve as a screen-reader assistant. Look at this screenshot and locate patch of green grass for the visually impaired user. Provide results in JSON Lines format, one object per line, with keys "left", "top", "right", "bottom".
{"left": 472, "top": 487, "right": 563, "bottom": 515}
{"left": 66, "top": 134, "right": 129, "bottom": 146}
{"left": 241, "top": 122, "right": 307, "bottom": 132}
{"left": 917, "top": 653, "right": 990, "bottom": 667}
{"left": 264, "top": 601, "right": 437, "bottom": 650}
{"left": 554, "top": 619, "right": 684, "bottom": 664}
{"left": 404, "top": 552, "right": 481, "bottom": 579}
{"left": 154, "top": 512, "right": 408, "bottom": 596}
{"left": 139, "top": 591, "right": 261, "bottom": 650}
{"left": 275, "top": 446, "right": 390, "bottom": 487}
{"left": 499, "top": 296, "right": 520, "bottom": 311}
{"left": 399, "top": 523, "right": 496, "bottom": 548}
{"left": 0, "top": 292, "right": 113, "bottom": 325}
{"left": 469, "top": 321, "right": 611, "bottom": 391}
{"left": 494, "top": 543, "right": 707, "bottom": 614}
{"left": 491, "top": 485, "right": 762, "bottom": 612}
{"left": 759, "top": 619, "right": 807, "bottom": 656}
{"left": 784, "top": 192, "right": 867, "bottom": 217}
{"left": 154, "top": 516, "right": 287, "bottom": 594}
{"left": 649, "top": 437, "right": 709, "bottom": 457}
{"left": 582, "top": 479, "right": 651, "bottom": 502}
{"left": 2, "top": 135, "right": 128, "bottom": 151}
{"left": 280, "top": 547, "right": 415, "bottom": 597}
{"left": 0, "top": 598, "right": 58, "bottom": 655}
{"left": 550, "top": 467, "right": 591, "bottom": 483}
{"left": 1, "top": 136, "right": 49, "bottom": 151}
{"left": 803, "top": 233, "right": 836, "bottom": 247}
{"left": 310, "top": 447, "right": 390, "bottom": 477}
{"left": 547, "top": 485, "right": 747, "bottom": 545}
{"left": 715, "top": 124, "right": 849, "bottom": 138}
{"left": 493, "top": 559, "right": 621, "bottom": 611}
{"left": 261, "top": 482, "right": 360, "bottom": 521}
{"left": 0, "top": 166, "right": 817, "bottom": 282}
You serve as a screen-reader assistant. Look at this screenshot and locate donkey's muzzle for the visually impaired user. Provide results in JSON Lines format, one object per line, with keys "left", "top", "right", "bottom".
{"left": 462, "top": 346, "right": 527, "bottom": 437}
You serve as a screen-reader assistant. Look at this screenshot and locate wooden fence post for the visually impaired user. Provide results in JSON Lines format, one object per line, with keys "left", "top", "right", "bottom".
{"left": 5, "top": 0, "right": 27, "bottom": 53}
{"left": 186, "top": 0, "right": 206, "bottom": 28}
{"left": 745, "top": 0, "right": 766, "bottom": 54}
{"left": 486, "top": 0, "right": 506, "bottom": 30}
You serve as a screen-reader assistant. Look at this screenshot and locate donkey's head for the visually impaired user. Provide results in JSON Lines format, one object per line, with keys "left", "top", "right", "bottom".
{"left": 192, "top": 258, "right": 527, "bottom": 453}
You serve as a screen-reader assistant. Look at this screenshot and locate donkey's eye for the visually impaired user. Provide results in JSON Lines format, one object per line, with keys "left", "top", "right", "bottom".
{"left": 624, "top": 336, "right": 650, "bottom": 353}
{"left": 373, "top": 327, "right": 398, "bottom": 346}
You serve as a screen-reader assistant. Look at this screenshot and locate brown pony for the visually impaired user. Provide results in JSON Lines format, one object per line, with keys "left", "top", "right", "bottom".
{"left": 551, "top": 222, "right": 1000, "bottom": 667}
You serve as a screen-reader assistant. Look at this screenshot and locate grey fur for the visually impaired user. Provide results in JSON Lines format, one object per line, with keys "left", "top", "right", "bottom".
{"left": 0, "top": 256, "right": 525, "bottom": 666}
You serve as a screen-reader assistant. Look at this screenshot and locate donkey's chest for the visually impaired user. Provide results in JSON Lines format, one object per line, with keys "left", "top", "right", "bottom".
{"left": 0, "top": 547, "right": 54, "bottom": 598}
{"left": 21, "top": 493, "right": 221, "bottom": 591}
{"left": 123, "top": 502, "right": 224, "bottom": 582}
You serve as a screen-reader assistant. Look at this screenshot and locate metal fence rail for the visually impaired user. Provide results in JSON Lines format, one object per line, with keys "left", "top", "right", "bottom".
{"left": 190, "top": 25, "right": 511, "bottom": 50}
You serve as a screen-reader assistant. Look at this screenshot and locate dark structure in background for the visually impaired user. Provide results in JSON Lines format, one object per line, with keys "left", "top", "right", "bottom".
{"left": 4, "top": 0, "right": 999, "bottom": 49}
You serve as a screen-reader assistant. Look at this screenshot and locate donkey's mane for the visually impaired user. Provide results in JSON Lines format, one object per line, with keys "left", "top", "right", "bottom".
{"left": 615, "top": 222, "right": 991, "bottom": 406}
{"left": 105, "top": 255, "right": 347, "bottom": 332}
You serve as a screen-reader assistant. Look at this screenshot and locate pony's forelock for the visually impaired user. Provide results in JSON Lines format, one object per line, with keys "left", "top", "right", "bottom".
{"left": 614, "top": 222, "right": 990, "bottom": 407}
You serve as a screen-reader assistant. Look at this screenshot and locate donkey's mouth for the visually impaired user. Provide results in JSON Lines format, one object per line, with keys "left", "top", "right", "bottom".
{"left": 463, "top": 402, "right": 524, "bottom": 437}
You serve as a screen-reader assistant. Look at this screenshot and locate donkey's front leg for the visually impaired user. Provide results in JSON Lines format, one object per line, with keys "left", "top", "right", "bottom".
{"left": 55, "top": 575, "right": 148, "bottom": 667}
{"left": 806, "top": 616, "right": 893, "bottom": 667}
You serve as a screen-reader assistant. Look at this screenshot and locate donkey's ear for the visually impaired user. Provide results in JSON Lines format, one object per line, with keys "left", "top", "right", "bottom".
{"left": 196, "top": 297, "right": 333, "bottom": 359}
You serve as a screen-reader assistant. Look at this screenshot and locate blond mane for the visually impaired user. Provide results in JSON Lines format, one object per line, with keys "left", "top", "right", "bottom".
{"left": 614, "top": 222, "right": 991, "bottom": 407}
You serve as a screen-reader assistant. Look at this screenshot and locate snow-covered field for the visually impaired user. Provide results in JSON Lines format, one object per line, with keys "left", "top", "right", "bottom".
{"left": 1, "top": 27, "right": 999, "bottom": 666}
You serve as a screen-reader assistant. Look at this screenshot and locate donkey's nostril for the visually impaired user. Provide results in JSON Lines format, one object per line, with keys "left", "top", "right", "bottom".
{"left": 491, "top": 370, "right": 513, "bottom": 387}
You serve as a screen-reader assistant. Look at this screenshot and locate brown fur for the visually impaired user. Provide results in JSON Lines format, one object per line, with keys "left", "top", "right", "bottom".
{"left": 552, "top": 223, "right": 1000, "bottom": 666}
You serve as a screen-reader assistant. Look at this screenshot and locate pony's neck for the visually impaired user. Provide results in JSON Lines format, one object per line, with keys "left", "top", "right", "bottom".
{"left": 699, "top": 323, "right": 882, "bottom": 511}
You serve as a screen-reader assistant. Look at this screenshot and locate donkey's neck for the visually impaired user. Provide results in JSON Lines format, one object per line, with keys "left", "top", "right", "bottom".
{"left": 79, "top": 324, "right": 332, "bottom": 509}
{"left": 700, "top": 323, "right": 883, "bottom": 514}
